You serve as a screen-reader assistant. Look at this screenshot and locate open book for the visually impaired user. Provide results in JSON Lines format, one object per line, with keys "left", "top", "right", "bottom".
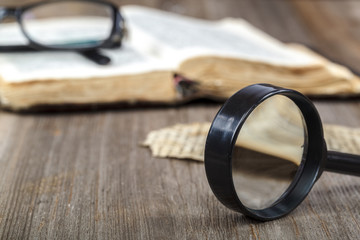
{"left": 0, "top": 5, "right": 359, "bottom": 111}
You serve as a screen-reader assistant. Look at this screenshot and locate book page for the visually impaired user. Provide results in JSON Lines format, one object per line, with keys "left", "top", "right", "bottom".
{"left": 324, "top": 125, "right": 360, "bottom": 155}
{"left": 0, "top": 19, "right": 172, "bottom": 83}
{"left": 0, "top": 45, "right": 171, "bottom": 83}
{"left": 143, "top": 123, "right": 360, "bottom": 161}
{"left": 123, "top": 5, "right": 321, "bottom": 67}
{"left": 0, "top": 22, "right": 28, "bottom": 46}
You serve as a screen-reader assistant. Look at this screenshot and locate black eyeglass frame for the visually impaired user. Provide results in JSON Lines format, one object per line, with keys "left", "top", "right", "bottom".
{"left": 205, "top": 84, "right": 360, "bottom": 221}
{"left": 0, "top": 0, "right": 125, "bottom": 52}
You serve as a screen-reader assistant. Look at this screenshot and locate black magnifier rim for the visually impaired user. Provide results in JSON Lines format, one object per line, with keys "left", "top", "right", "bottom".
{"left": 204, "top": 84, "right": 326, "bottom": 221}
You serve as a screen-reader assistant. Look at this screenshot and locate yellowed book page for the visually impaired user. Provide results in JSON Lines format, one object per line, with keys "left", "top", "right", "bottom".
{"left": 323, "top": 124, "right": 360, "bottom": 155}
{"left": 0, "top": 16, "right": 179, "bottom": 108}
{"left": 142, "top": 122, "right": 360, "bottom": 162}
{"left": 0, "top": 71, "right": 176, "bottom": 110}
{"left": 124, "top": 6, "right": 360, "bottom": 97}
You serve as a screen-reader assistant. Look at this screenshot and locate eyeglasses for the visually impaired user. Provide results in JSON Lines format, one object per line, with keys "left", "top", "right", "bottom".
{"left": 205, "top": 84, "right": 360, "bottom": 221}
{"left": 0, "top": 0, "right": 125, "bottom": 65}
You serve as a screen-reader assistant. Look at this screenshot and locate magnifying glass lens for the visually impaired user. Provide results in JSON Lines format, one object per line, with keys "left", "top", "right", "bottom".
{"left": 232, "top": 95, "right": 308, "bottom": 209}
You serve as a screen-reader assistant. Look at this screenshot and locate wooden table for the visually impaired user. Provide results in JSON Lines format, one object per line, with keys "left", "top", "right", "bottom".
{"left": 1, "top": 0, "right": 360, "bottom": 239}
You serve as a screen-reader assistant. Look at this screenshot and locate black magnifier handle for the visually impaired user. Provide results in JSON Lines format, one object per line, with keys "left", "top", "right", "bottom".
{"left": 205, "top": 83, "right": 360, "bottom": 221}
{"left": 78, "top": 50, "right": 111, "bottom": 65}
{"left": 326, "top": 151, "right": 360, "bottom": 177}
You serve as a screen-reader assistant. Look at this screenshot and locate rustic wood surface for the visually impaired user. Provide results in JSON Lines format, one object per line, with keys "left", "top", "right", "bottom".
{"left": 1, "top": 0, "right": 360, "bottom": 239}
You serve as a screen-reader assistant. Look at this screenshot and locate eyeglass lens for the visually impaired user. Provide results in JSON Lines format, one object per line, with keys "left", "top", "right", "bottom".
{"left": 20, "top": 1, "right": 113, "bottom": 48}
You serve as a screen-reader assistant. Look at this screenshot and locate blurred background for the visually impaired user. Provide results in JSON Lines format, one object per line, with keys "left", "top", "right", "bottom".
{"left": 1, "top": 1, "right": 360, "bottom": 239}
{"left": 1, "top": 0, "right": 359, "bottom": 74}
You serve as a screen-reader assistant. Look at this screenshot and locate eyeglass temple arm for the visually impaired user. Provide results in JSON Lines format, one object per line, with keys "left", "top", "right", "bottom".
{"left": 0, "top": 45, "right": 36, "bottom": 52}
{"left": 0, "top": 46, "right": 111, "bottom": 65}
{"left": 326, "top": 151, "right": 360, "bottom": 177}
{"left": 78, "top": 50, "right": 111, "bottom": 65}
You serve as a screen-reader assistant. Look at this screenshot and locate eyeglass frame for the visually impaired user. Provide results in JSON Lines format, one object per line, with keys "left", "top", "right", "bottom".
{"left": 0, "top": 0, "right": 125, "bottom": 52}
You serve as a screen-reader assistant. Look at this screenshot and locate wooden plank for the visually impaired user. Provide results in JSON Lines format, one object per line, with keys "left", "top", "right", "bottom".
{"left": 1, "top": 0, "right": 360, "bottom": 239}
{"left": 291, "top": 0, "right": 360, "bottom": 74}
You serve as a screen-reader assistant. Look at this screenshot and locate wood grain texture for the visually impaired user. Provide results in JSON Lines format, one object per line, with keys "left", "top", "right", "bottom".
{"left": 1, "top": 0, "right": 360, "bottom": 239}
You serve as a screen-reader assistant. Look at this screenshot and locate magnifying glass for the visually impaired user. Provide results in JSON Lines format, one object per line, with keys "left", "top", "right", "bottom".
{"left": 205, "top": 84, "right": 360, "bottom": 221}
